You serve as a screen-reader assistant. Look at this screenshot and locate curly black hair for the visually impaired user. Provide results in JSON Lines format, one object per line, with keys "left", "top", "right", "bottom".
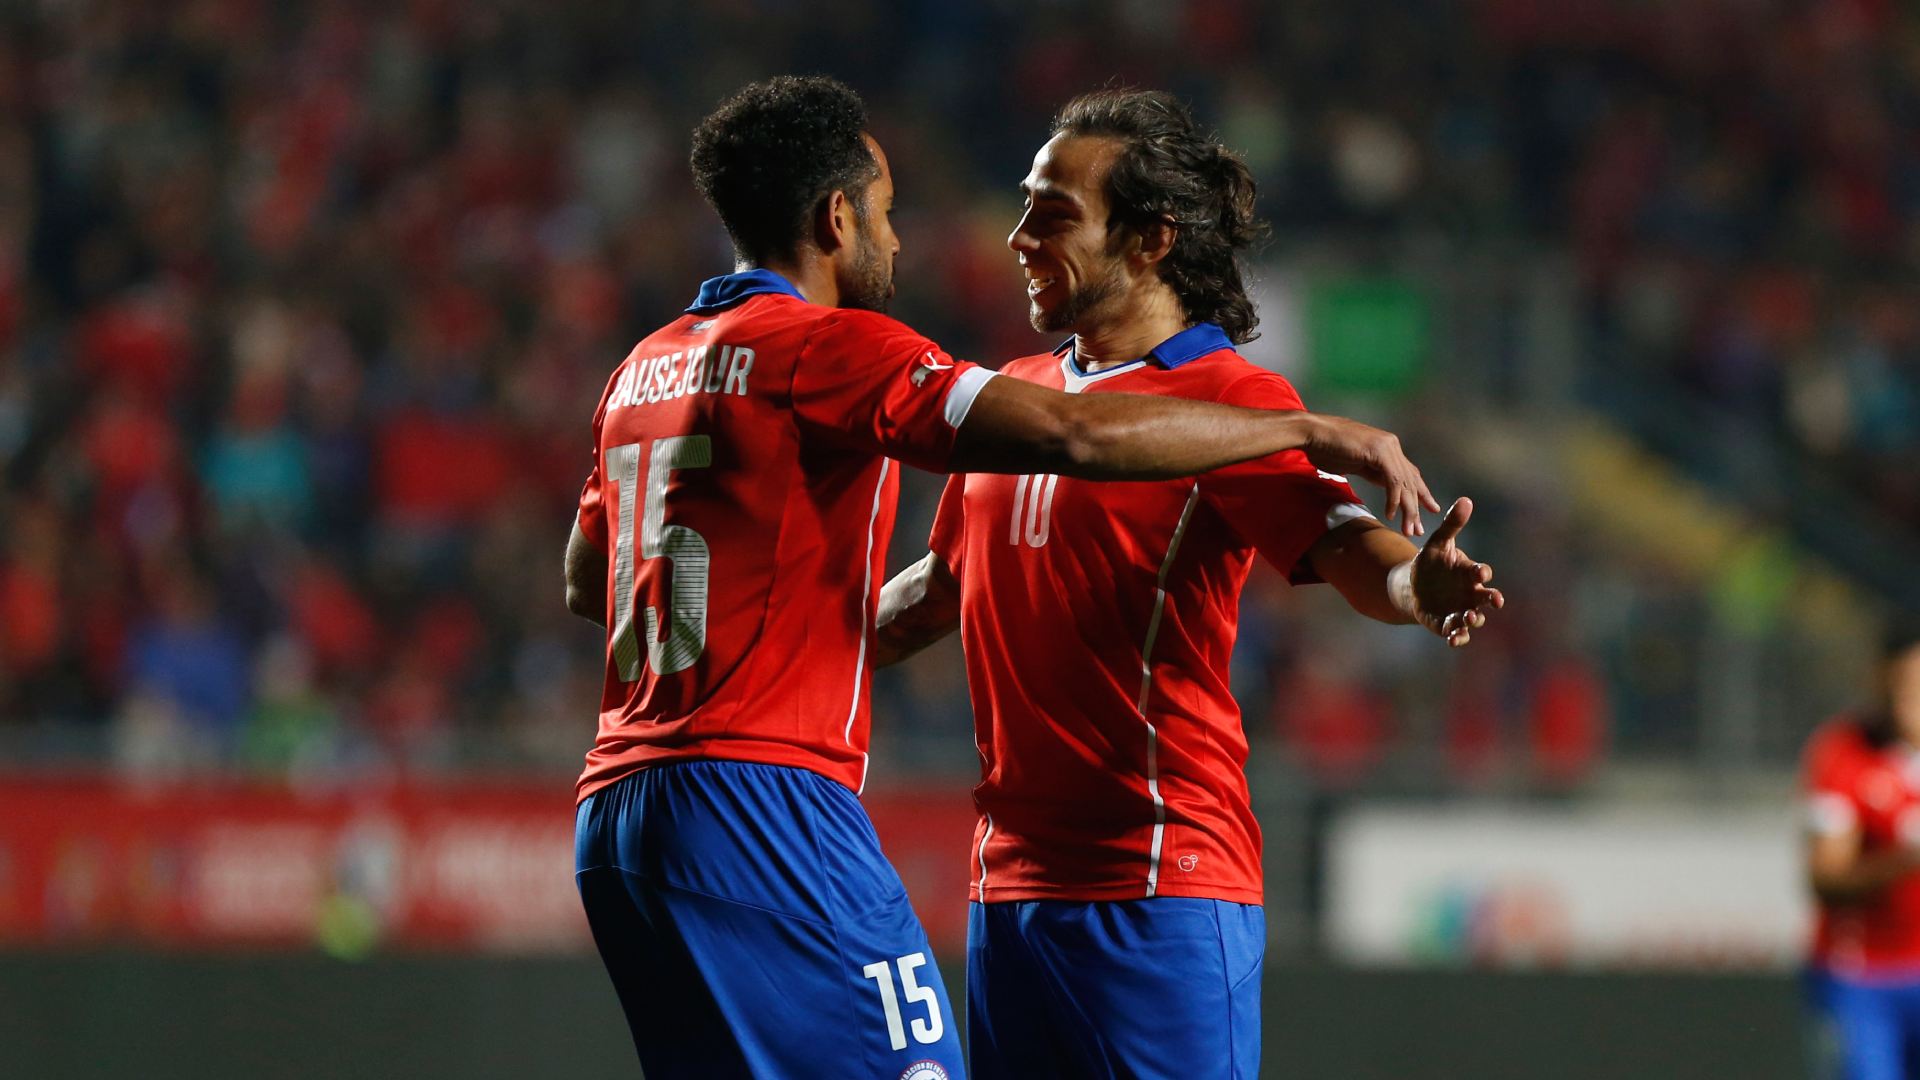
{"left": 1052, "top": 89, "right": 1269, "bottom": 344}
{"left": 690, "top": 76, "right": 880, "bottom": 265}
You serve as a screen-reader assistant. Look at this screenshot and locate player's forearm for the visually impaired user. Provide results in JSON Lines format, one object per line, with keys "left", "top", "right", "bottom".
{"left": 874, "top": 553, "right": 961, "bottom": 668}
{"left": 1309, "top": 521, "right": 1420, "bottom": 625}
{"left": 565, "top": 519, "right": 608, "bottom": 627}
{"left": 952, "top": 376, "right": 1313, "bottom": 480}
{"left": 1055, "top": 393, "right": 1335, "bottom": 479}
{"left": 951, "top": 377, "right": 1436, "bottom": 528}
{"left": 1810, "top": 849, "right": 1920, "bottom": 903}
{"left": 1045, "top": 393, "right": 1319, "bottom": 479}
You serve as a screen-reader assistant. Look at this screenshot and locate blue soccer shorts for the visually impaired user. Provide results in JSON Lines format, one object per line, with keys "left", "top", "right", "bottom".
{"left": 967, "top": 897, "right": 1264, "bottom": 1079}
{"left": 575, "top": 760, "right": 965, "bottom": 1080}
{"left": 1807, "top": 967, "right": 1920, "bottom": 1080}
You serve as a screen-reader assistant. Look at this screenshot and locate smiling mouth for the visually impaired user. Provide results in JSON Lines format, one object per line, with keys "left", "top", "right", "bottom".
{"left": 1025, "top": 274, "right": 1057, "bottom": 298}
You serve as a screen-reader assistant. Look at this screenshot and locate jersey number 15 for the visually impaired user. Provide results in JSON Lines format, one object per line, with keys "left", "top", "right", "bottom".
{"left": 606, "top": 436, "right": 711, "bottom": 680}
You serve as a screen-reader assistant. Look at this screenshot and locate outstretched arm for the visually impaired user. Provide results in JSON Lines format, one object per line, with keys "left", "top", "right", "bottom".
{"left": 952, "top": 375, "right": 1440, "bottom": 536}
{"left": 874, "top": 552, "right": 962, "bottom": 668}
{"left": 1306, "top": 497, "right": 1504, "bottom": 647}
{"left": 564, "top": 518, "right": 607, "bottom": 627}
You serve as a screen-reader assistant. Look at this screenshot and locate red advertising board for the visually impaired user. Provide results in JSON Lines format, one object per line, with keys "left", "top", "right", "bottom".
{"left": 0, "top": 772, "right": 978, "bottom": 954}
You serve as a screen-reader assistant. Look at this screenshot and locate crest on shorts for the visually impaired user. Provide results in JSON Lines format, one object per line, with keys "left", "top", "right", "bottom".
{"left": 900, "top": 1061, "right": 950, "bottom": 1080}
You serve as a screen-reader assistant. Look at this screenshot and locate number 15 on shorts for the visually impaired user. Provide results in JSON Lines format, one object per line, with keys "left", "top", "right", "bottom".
{"left": 862, "top": 952, "right": 943, "bottom": 1051}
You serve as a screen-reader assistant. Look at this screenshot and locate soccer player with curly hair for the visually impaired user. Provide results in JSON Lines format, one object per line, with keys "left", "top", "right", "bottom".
{"left": 877, "top": 89, "right": 1504, "bottom": 1079}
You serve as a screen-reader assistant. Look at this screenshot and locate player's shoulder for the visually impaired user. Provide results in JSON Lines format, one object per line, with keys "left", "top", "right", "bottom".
{"left": 689, "top": 293, "right": 870, "bottom": 341}
{"left": 1002, "top": 349, "right": 1065, "bottom": 381}
{"left": 806, "top": 304, "right": 928, "bottom": 341}
{"left": 1194, "top": 354, "right": 1305, "bottom": 408}
{"left": 706, "top": 293, "right": 830, "bottom": 337}
{"left": 631, "top": 311, "right": 700, "bottom": 347}
{"left": 784, "top": 306, "right": 944, "bottom": 369}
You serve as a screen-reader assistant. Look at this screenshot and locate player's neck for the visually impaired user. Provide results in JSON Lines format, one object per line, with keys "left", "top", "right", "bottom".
{"left": 1072, "top": 308, "right": 1190, "bottom": 373}
{"left": 746, "top": 256, "right": 840, "bottom": 308}
{"left": 1071, "top": 280, "right": 1188, "bottom": 372}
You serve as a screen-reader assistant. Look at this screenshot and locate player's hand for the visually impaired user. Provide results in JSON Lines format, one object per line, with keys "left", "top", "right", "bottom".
{"left": 1408, "top": 497, "right": 1504, "bottom": 647}
{"left": 1298, "top": 414, "right": 1440, "bottom": 536}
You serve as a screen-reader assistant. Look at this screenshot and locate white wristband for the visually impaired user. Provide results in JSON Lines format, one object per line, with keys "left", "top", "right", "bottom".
{"left": 1388, "top": 559, "right": 1417, "bottom": 621}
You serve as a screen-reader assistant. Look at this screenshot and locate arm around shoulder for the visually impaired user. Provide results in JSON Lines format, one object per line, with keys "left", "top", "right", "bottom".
{"left": 946, "top": 375, "right": 1437, "bottom": 530}
{"left": 947, "top": 373, "right": 1316, "bottom": 480}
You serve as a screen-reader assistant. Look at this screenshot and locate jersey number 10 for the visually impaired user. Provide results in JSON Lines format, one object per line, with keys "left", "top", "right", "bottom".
{"left": 1009, "top": 473, "right": 1059, "bottom": 548}
{"left": 606, "top": 436, "right": 711, "bottom": 680}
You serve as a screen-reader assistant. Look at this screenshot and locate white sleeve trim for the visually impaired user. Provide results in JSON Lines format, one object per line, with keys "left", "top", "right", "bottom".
{"left": 943, "top": 367, "right": 999, "bottom": 429}
{"left": 1807, "top": 792, "right": 1859, "bottom": 836}
{"left": 1326, "top": 501, "right": 1377, "bottom": 529}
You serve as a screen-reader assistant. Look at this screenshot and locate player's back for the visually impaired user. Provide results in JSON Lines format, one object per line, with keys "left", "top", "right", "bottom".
{"left": 574, "top": 270, "right": 988, "bottom": 800}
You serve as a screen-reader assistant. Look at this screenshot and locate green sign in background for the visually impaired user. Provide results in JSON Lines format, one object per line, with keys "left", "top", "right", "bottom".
{"left": 1306, "top": 276, "right": 1429, "bottom": 397}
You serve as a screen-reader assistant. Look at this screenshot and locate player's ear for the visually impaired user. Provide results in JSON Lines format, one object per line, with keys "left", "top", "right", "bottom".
{"left": 815, "top": 189, "right": 854, "bottom": 256}
{"left": 1132, "top": 216, "right": 1177, "bottom": 268}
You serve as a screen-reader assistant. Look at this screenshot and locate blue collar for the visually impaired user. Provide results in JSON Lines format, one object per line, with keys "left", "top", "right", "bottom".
{"left": 685, "top": 268, "right": 809, "bottom": 314}
{"left": 1055, "top": 322, "right": 1233, "bottom": 373}
{"left": 1146, "top": 322, "right": 1233, "bottom": 367}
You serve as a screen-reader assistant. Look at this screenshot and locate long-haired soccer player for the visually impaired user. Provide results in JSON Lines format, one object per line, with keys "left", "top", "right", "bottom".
{"left": 875, "top": 89, "right": 1505, "bottom": 1078}
{"left": 563, "top": 76, "right": 1446, "bottom": 1078}
{"left": 1804, "top": 619, "right": 1920, "bottom": 1079}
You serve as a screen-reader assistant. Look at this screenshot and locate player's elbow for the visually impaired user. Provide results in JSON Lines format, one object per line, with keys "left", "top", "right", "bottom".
{"left": 564, "top": 583, "right": 589, "bottom": 618}
{"left": 956, "top": 376, "right": 1121, "bottom": 477}
{"left": 564, "top": 581, "right": 604, "bottom": 626}
{"left": 1064, "top": 421, "right": 1118, "bottom": 475}
{"left": 1045, "top": 400, "right": 1116, "bottom": 477}
{"left": 1806, "top": 855, "right": 1869, "bottom": 905}
{"left": 1808, "top": 873, "right": 1852, "bottom": 906}
{"left": 563, "top": 523, "right": 608, "bottom": 626}
{"left": 1808, "top": 865, "right": 1863, "bottom": 905}
{"left": 979, "top": 401, "right": 1095, "bottom": 476}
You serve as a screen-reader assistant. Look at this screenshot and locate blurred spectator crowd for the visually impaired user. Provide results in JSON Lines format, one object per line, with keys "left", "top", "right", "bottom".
{"left": 0, "top": 0, "right": 1909, "bottom": 782}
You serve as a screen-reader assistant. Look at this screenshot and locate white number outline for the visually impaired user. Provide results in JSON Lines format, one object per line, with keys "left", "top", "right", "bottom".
{"left": 607, "top": 436, "right": 712, "bottom": 680}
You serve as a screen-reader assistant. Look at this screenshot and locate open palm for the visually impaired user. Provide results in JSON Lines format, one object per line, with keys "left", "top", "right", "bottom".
{"left": 1411, "top": 497, "right": 1504, "bottom": 647}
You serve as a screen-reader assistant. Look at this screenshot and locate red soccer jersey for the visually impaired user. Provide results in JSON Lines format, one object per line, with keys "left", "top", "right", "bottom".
{"left": 574, "top": 270, "right": 995, "bottom": 801}
{"left": 930, "top": 325, "right": 1370, "bottom": 905}
{"left": 1804, "top": 716, "right": 1920, "bottom": 975}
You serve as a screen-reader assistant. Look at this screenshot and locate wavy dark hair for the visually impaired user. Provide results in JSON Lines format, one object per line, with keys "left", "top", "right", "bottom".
{"left": 1052, "top": 89, "right": 1268, "bottom": 343}
{"left": 690, "top": 76, "right": 879, "bottom": 264}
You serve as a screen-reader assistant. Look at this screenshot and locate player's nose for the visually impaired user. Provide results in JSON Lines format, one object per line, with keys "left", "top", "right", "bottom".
{"left": 1008, "top": 213, "right": 1038, "bottom": 254}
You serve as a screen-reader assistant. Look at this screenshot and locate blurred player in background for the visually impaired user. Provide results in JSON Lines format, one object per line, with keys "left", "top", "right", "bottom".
{"left": 1804, "top": 619, "right": 1920, "bottom": 1080}
{"left": 562, "top": 76, "right": 1441, "bottom": 1078}
{"left": 875, "top": 89, "right": 1504, "bottom": 1079}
